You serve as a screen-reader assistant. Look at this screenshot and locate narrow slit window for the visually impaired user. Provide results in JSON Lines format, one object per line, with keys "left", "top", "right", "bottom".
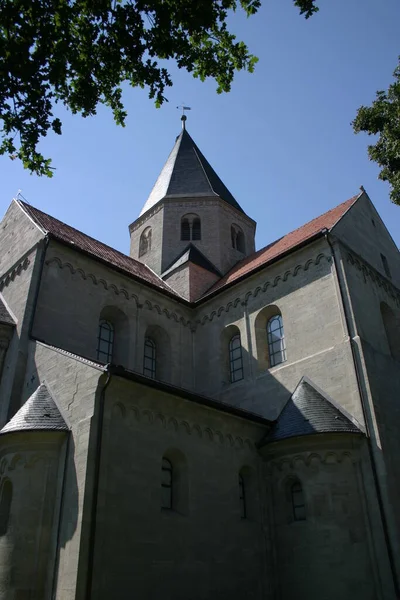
{"left": 143, "top": 338, "right": 156, "bottom": 379}
{"left": 229, "top": 334, "right": 244, "bottom": 383}
{"left": 97, "top": 320, "right": 114, "bottom": 363}
{"left": 181, "top": 219, "right": 191, "bottom": 241}
{"left": 291, "top": 482, "right": 306, "bottom": 521}
{"left": 267, "top": 315, "right": 286, "bottom": 367}
{"left": 192, "top": 218, "right": 201, "bottom": 240}
{"left": 161, "top": 458, "right": 172, "bottom": 509}
{"left": 239, "top": 474, "right": 246, "bottom": 519}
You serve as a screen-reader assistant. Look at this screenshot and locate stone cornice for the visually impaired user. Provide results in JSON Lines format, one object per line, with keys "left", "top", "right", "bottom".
{"left": 110, "top": 401, "right": 258, "bottom": 452}
{"left": 0, "top": 257, "right": 30, "bottom": 292}
{"left": 195, "top": 252, "right": 331, "bottom": 326}
{"left": 46, "top": 256, "right": 195, "bottom": 329}
{"left": 345, "top": 250, "right": 400, "bottom": 306}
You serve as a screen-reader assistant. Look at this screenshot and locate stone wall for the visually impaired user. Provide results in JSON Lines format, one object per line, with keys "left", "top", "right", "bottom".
{"left": 262, "top": 435, "right": 396, "bottom": 600}
{"left": 91, "top": 375, "right": 270, "bottom": 600}
{"left": 193, "top": 238, "right": 362, "bottom": 423}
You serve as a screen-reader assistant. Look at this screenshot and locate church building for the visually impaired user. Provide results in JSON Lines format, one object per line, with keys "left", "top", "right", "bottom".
{"left": 0, "top": 116, "right": 400, "bottom": 599}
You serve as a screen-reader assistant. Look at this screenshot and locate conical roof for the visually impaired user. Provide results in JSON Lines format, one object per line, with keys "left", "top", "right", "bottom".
{"left": 0, "top": 384, "right": 69, "bottom": 435}
{"left": 266, "top": 377, "right": 364, "bottom": 443}
{"left": 139, "top": 128, "right": 244, "bottom": 216}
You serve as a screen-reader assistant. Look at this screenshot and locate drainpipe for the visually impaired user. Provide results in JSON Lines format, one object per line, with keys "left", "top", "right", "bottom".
{"left": 85, "top": 365, "right": 113, "bottom": 600}
{"left": 326, "top": 232, "right": 399, "bottom": 598}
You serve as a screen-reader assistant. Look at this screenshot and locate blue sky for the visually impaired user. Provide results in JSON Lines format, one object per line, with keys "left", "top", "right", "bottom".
{"left": 1, "top": 0, "right": 399, "bottom": 254}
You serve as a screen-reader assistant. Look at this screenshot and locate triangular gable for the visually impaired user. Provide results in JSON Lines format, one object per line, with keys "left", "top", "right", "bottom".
{"left": 162, "top": 244, "right": 222, "bottom": 278}
{"left": 0, "top": 383, "right": 69, "bottom": 435}
{"left": 265, "top": 376, "right": 364, "bottom": 444}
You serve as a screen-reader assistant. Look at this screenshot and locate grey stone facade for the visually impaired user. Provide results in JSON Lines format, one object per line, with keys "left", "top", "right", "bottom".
{"left": 0, "top": 126, "right": 399, "bottom": 600}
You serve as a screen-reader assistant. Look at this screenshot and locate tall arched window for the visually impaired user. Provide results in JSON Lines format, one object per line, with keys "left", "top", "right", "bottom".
{"left": 267, "top": 314, "right": 286, "bottom": 367}
{"left": 239, "top": 474, "right": 246, "bottom": 519}
{"left": 192, "top": 218, "right": 201, "bottom": 240}
{"left": 291, "top": 481, "right": 306, "bottom": 521}
{"left": 181, "top": 214, "right": 201, "bottom": 241}
{"left": 161, "top": 450, "right": 188, "bottom": 514}
{"left": 139, "top": 227, "right": 152, "bottom": 257}
{"left": 143, "top": 337, "right": 156, "bottom": 379}
{"left": 97, "top": 320, "right": 114, "bottom": 363}
{"left": 229, "top": 333, "right": 244, "bottom": 383}
{"left": 0, "top": 480, "right": 12, "bottom": 535}
{"left": 161, "top": 457, "right": 173, "bottom": 510}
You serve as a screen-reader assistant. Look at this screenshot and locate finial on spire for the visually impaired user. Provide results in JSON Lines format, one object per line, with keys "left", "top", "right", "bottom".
{"left": 177, "top": 105, "right": 191, "bottom": 130}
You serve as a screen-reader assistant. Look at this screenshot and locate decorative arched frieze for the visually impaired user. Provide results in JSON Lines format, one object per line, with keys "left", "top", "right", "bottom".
{"left": 0, "top": 257, "right": 30, "bottom": 291}
{"left": 143, "top": 299, "right": 194, "bottom": 329}
{"left": 346, "top": 252, "right": 400, "bottom": 306}
{"left": 113, "top": 402, "right": 256, "bottom": 451}
{"left": 46, "top": 257, "right": 140, "bottom": 306}
{"left": 196, "top": 252, "right": 331, "bottom": 325}
{"left": 269, "top": 450, "right": 355, "bottom": 472}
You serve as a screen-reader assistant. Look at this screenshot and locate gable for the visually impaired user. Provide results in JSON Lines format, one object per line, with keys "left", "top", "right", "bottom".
{"left": 333, "top": 191, "right": 400, "bottom": 289}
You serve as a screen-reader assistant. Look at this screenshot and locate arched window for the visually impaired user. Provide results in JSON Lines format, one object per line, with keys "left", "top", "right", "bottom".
{"left": 181, "top": 214, "right": 201, "bottom": 241}
{"left": 229, "top": 333, "right": 244, "bottom": 383}
{"left": 192, "top": 218, "right": 201, "bottom": 240}
{"left": 161, "top": 450, "right": 189, "bottom": 514}
{"left": 161, "top": 458, "right": 173, "bottom": 510}
{"left": 381, "top": 302, "right": 400, "bottom": 361}
{"left": 139, "top": 227, "right": 152, "bottom": 257}
{"left": 143, "top": 325, "right": 171, "bottom": 382}
{"left": 239, "top": 474, "right": 246, "bottom": 519}
{"left": 231, "top": 224, "right": 245, "bottom": 253}
{"left": 0, "top": 480, "right": 12, "bottom": 535}
{"left": 97, "top": 320, "right": 114, "bottom": 363}
{"left": 143, "top": 337, "right": 156, "bottom": 379}
{"left": 267, "top": 314, "right": 286, "bottom": 367}
{"left": 291, "top": 481, "right": 306, "bottom": 521}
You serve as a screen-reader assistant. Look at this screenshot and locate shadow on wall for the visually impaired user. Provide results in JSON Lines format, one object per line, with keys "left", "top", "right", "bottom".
{"left": 217, "top": 313, "right": 292, "bottom": 420}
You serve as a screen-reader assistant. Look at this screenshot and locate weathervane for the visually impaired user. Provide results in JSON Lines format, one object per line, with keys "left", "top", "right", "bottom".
{"left": 176, "top": 105, "right": 191, "bottom": 129}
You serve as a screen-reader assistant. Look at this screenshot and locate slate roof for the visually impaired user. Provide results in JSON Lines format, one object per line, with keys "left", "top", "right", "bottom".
{"left": 17, "top": 201, "right": 180, "bottom": 297}
{"left": 139, "top": 129, "right": 244, "bottom": 216}
{"left": 0, "top": 384, "right": 69, "bottom": 435}
{"left": 0, "top": 297, "right": 14, "bottom": 326}
{"left": 203, "top": 194, "right": 360, "bottom": 297}
{"left": 162, "top": 244, "right": 222, "bottom": 278}
{"left": 265, "top": 377, "right": 364, "bottom": 444}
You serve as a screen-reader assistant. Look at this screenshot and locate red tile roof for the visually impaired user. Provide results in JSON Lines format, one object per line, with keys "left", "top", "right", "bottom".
{"left": 18, "top": 200, "right": 180, "bottom": 297}
{"left": 202, "top": 194, "right": 360, "bottom": 297}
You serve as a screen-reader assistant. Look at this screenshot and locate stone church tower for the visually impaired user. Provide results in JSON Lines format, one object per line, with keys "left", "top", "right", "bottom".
{"left": 129, "top": 116, "right": 256, "bottom": 300}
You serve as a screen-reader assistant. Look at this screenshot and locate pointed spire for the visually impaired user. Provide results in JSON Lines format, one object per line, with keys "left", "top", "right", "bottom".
{"left": 139, "top": 128, "right": 244, "bottom": 217}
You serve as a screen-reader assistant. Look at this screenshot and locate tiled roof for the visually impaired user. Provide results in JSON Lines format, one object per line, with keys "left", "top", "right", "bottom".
{"left": 265, "top": 377, "right": 364, "bottom": 444}
{"left": 0, "top": 297, "right": 14, "bottom": 326}
{"left": 162, "top": 244, "right": 222, "bottom": 278}
{"left": 17, "top": 201, "right": 179, "bottom": 297}
{"left": 203, "top": 194, "right": 360, "bottom": 297}
{"left": 0, "top": 384, "right": 69, "bottom": 434}
{"left": 139, "top": 129, "right": 244, "bottom": 216}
